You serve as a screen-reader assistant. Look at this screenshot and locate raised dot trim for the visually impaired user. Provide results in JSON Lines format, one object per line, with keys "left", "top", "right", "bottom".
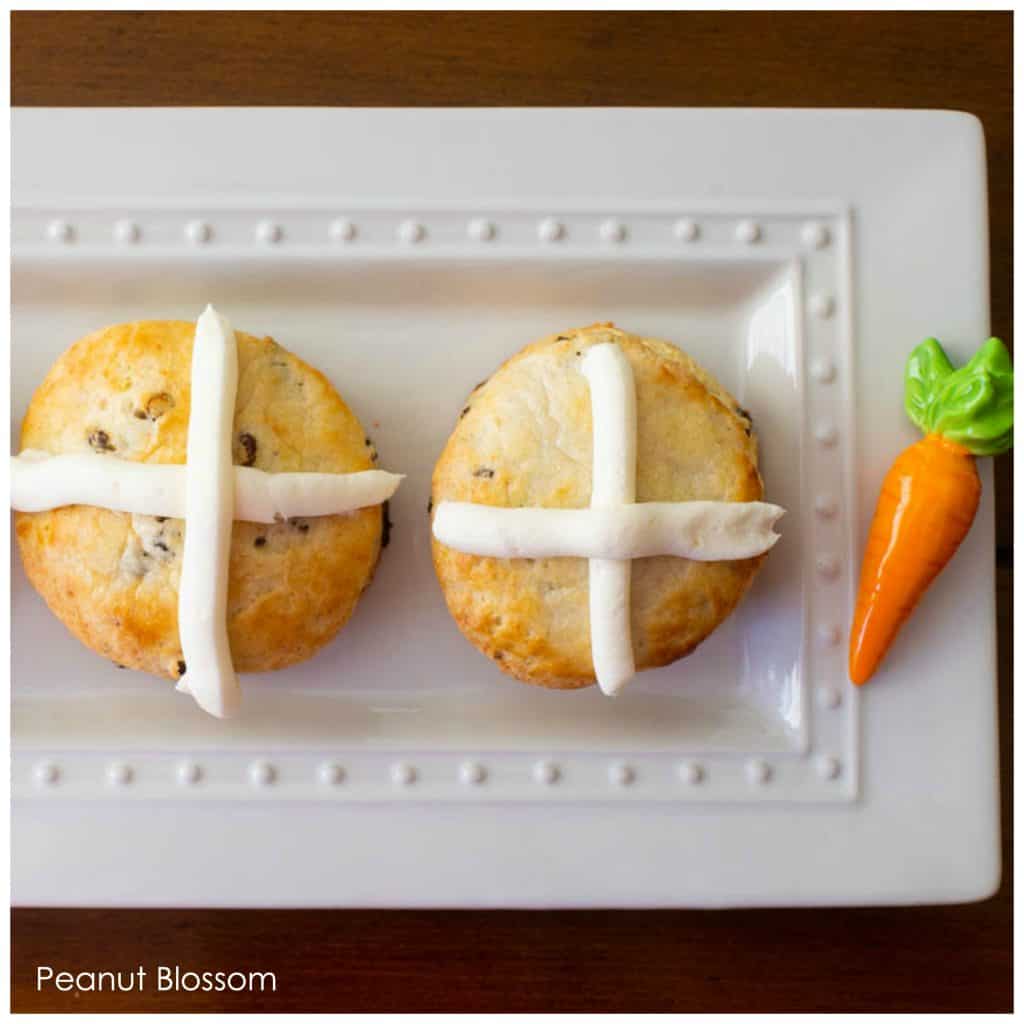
{"left": 538, "top": 218, "right": 565, "bottom": 243}
{"left": 113, "top": 219, "right": 140, "bottom": 244}
{"left": 249, "top": 760, "right": 276, "bottom": 786}
{"left": 802, "top": 222, "right": 831, "bottom": 249}
{"left": 735, "top": 219, "right": 761, "bottom": 244}
{"left": 16, "top": 747, "right": 860, "bottom": 797}
{"left": 319, "top": 761, "right": 345, "bottom": 785}
{"left": 468, "top": 218, "right": 496, "bottom": 242}
{"left": 816, "top": 554, "right": 841, "bottom": 580}
{"left": 185, "top": 220, "right": 212, "bottom": 245}
{"left": 177, "top": 760, "right": 202, "bottom": 785}
{"left": 107, "top": 761, "right": 133, "bottom": 786}
{"left": 818, "top": 624, "right": 842, "bottom": 648}
{"left": 600, "top": 219, "right": 627, "bottom": 243}
{"left": 397, "top": 220, "right": 425, "bottom": 244}
{"left": 674, "top": 218, "right": 699, "bottom": 242}
{"left": 256, "top": 220, "right": 283, "bottom": 244}
{"left": 818, "top": 686, "right": 843, "bottom": 710}
{"left": 329, "top": 218, "right": 357, "bottom": 242}
{"left": 459, "top": 760, "right": 486, "bottom": 785}
{"left": 15, "top": 203, "right": 856, "bottom": 804}
{"left": 811, "top": 358, "right": 836, "bottom": 384}
{"left": 815, "top": 495, "right": 838, "bottom": 519}
{"left": 816, "top": 424, "right": 839, "bottom": 447}
{"left": 47, "top": 219, "right": 73, "bottom": 244}
{"left": 809, "top": 293, "right": 836, "bottom": 319}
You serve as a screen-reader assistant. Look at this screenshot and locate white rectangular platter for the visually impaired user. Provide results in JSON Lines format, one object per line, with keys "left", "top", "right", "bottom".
{"left": 11, "top": 108, "right": 999, "bottom": 906}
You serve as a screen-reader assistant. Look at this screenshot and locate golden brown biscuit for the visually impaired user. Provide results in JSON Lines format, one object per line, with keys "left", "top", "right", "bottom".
{"left": 430, "top": 323, "right": 765, "bottom": 689}
{"left": 16, "top": 320, "right": 382, "bottom": 680}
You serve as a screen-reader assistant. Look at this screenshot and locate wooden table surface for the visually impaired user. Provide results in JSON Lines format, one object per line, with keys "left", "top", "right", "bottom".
{"left": 10, "top": 11, "right": 1012, "bottom": 1013}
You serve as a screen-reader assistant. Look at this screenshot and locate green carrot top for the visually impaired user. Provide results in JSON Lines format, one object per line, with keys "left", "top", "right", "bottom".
{"left": 904, "top": 336, "right": 1014, "bottom": 456}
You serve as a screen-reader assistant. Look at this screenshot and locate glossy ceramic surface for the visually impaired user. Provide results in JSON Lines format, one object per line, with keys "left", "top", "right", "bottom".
{"left": 10, "top": 108, "right": 998, "bottom": 907}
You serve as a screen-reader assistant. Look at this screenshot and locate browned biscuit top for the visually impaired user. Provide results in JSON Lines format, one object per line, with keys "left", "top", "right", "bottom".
{"left": 430, "top": 323, "right": 764, "bottom": 689}
{"left": 16, "top": 320, "right": 382, "bottom": 679}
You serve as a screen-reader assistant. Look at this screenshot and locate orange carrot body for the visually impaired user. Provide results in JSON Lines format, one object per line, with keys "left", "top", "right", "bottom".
{"left": 848, "top": 434, "right": 980, "bottom": 685}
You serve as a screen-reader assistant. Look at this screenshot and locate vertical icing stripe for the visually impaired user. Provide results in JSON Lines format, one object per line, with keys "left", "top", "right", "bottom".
{"left": 176, "top": 305, "right": 241, "bottom": 718}
{"left": 581, "top": 343, "right": 638, "bottom": 696}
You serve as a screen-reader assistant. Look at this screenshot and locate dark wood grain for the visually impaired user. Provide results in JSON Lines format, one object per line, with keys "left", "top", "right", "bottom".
{"left": 10, "top": 10, "right": 1012, "bottom": 1014}
{"left": 10, "top": 874, "right": 1014, "bottom": 1012}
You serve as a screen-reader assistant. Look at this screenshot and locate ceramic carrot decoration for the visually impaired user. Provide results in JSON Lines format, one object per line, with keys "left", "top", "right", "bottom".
{"left": 849, "top": 336, "right": 1013, "bottom": 685}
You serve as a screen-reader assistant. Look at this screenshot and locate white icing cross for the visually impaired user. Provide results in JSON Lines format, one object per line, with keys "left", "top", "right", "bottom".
{"left": 12, "top": 305, "right": 403, "bottom": 718}
{"left": 433, "top": 342, "right": 784, "bottom": 696}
